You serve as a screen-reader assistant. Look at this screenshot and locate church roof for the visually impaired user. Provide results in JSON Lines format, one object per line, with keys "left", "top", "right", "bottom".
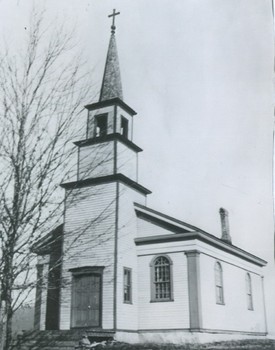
{"left": 99, "top": 32, "right": 123, "bottom": 102}
{"left": 134, "top": 203, "right": 267, "bottom": 267}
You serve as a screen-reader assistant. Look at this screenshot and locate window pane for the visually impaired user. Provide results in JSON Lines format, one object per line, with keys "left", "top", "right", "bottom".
{"left": 123, "top": 268, "right": 131, "bottom": 303}
{"left": 154, "top": 256, "right": 171, "bottom": 300}
{"left": 215, "top": 262, "right": 224, "bottom": 304}
{"left": 95, "top": 115, "right": 108, "bottom": 137}
{"left": 120, "top": 116, "right": 129, "bottom": 138}
{"left": 246, "top": 273, "right": 253, "bottom": 310}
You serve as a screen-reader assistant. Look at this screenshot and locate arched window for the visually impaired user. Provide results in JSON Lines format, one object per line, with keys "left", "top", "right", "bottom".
{"left": 246, "top": 273, "right": 253, "bottom": 310}
{"left": 151, "top": 256, "right": 173, "bottom": 301}
{"left": 215, "top": 261, "right": 224, "bottom": 304}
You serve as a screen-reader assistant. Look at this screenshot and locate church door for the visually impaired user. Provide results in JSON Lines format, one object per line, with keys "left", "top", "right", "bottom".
{"left": 71, "top": 274, "right": 102, "bottom": 327}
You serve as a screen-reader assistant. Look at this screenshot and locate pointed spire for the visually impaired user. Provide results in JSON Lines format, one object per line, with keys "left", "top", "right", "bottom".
{"left": 99, "top": 10, "right": 123, "bottom": 102}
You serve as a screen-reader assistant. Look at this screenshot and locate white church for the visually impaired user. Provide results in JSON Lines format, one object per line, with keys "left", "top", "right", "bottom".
{"left": 32, "top": 11, "right": 268, "bottom": 344}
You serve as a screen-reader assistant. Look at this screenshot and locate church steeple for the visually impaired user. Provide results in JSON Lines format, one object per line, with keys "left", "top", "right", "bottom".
{"left": 99, "top": 9, "right": 123, "bottom": 102}
{"left": 67, "top": 9, "right": 150, "bottom": 197}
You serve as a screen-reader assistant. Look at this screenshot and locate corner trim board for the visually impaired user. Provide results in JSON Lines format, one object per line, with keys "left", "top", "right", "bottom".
{"left": 113, "top": 181, "right": 119, "bottom": 330}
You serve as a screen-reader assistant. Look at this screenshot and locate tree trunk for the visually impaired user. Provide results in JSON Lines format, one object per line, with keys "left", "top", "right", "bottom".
{"left": 2, "top": 254, "right": 14, "bottom": 350}
{"left": 4, "top": 297, "right": 12, "bottom": 350}
{"left": 0, "top": 300, "right": 5, "bottom": 350}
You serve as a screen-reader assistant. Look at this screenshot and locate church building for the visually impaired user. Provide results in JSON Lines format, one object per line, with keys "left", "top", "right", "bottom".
{"left": 33, "top": 11, "right": 268, "bottom": 344}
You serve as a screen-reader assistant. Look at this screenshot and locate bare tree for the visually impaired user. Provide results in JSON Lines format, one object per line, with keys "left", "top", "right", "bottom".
{"left": 0, "top": 9, "right": 91, "bottom": 350}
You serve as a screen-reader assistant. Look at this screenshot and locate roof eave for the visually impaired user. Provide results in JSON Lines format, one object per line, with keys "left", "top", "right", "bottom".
{"left": 85, "top": 97, "right": 137, "bottom": 116}
{"left": 135, "top": 232, "right": 267, "bottom": 267}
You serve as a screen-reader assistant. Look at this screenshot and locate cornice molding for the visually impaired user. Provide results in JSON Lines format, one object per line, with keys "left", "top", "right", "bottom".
{"left": 60, "top": 173, "right": 151, "bottom": 195}
{"left": 74, "top": 133, "right": 142, "bottom": 153}
{"left": 85, "top": 97, "right": 137, "bottom": 116}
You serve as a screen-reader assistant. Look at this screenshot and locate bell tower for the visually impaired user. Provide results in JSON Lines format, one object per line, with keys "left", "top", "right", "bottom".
{"left": 74, "top": 9, "right": 142, "bottom": 184}
{"left": 59, "top": 10, "right": 150, "bottom": 331}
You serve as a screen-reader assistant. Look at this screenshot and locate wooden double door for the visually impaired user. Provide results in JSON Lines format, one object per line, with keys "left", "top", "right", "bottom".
{"left": 71, "top": 274, "right": 102, "bottom": 327}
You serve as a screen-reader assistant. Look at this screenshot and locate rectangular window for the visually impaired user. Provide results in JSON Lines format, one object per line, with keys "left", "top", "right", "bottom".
{"left": 246, "top": 273, "right": 253, "bottom": 310}
{"left": 120, "top": 116, "right": 129, "bottom": 138}
{"left": 215, "top": 262, "right": 224, "bottom": 304}
{"left": 95, "top": 114, "right": 108, "bottom": 137}
{"left": 123, "top": 267, "right": 132, "bottom": 303}
{"left": 216, "top": 285, "right": 224, "bottom": 304}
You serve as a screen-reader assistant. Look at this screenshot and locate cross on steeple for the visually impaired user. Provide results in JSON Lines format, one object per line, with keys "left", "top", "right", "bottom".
{"left": 108, "top": 9, "right": 120, "bottom": 34}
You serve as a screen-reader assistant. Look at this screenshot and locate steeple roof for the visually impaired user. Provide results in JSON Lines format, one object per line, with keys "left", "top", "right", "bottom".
{"left": 99, "top": 32, "right": 123, "bottom": 102}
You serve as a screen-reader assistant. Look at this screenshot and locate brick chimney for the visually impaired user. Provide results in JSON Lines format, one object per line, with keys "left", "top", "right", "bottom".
{"left": 219, "top": 208, "right": 232, "bottom": 244}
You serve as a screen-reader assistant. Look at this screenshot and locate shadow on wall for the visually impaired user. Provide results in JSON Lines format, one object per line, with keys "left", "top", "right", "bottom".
{"left": 12, "top": 305, "right": 34, "bottom": 334}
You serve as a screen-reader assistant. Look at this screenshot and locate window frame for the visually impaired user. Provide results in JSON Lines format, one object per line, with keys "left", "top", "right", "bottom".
{"left": 123, "top": 267, "right": 132, "bottom": 304}
{"left": 94, "top": 113, "right": 108, "bottom": 138}
{"left": 246, "top": 273, "right": 253, "bottom": 311}
{"left": 150, "top": 255, "right": 174, "bottom": 302}
{"left": 215, "top": 261, "right": 225, "bottom": 305}
{"left": 120, "top": 116, "right": 129, "bottom": 139}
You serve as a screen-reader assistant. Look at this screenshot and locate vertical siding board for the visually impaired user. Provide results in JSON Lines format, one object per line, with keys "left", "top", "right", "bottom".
{"left": 185, "top": 251, "right": 202, "bottom": 330}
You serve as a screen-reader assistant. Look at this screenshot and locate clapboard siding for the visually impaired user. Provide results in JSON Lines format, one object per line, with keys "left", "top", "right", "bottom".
{"left": 199, "top": 251, "right": 266, "bottom": 333}
{"left": 78, "top": 141, "right": 114, "bottom": 180}
{"left": 137, "top": 252, "right": 190, "bottom": 329}
{"left": 137, "top": 216, "right": 178, "bottom": 238}
{"left": 116, "top": 184, "right": 146, "bottom": 330}
{"left": 117, "top": 142, "right": 138, "bottom": 181}
{"left": 60, "top": 183, "right": 116, "bottom": 330}
{"left": 136, "top": 238, "right": 266, "bottom": 334}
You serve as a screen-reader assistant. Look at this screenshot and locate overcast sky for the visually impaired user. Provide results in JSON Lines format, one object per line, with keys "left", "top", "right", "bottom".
{"left": 0, "top": 0, "right": 274, "bottom": 262}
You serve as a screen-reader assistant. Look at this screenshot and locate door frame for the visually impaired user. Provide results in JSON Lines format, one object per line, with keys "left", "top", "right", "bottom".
{"left": 69, "top": 266, "right": 105, "bottom": 328}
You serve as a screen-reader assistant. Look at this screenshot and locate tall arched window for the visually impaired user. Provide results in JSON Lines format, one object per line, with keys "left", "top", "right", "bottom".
{"left": 150, "top": 255, "right": 173, "bottom": 301}
{"left": 215, "top": 261, "right": 224, "bottom": 304}
{"left": 246, "top": 273, "right": 253, "bottom": 310}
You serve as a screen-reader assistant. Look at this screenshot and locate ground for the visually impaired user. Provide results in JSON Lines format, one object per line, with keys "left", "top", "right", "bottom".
{"left": 87, "top": 340, "right": 275, "bottom": 350}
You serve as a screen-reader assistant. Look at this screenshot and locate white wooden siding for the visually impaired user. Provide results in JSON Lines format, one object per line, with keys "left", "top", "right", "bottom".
{"left": 78, "top": 142, "right": 114, "bottom": 180}
{"left": 137, "top": 252, "right": 190, "bottom": 330}
{"left": 116, "top": 183, "right": 146, "bottom": 330}
{"left": 117, "top": 142, "right": 137, "bottom": 181}
{"left": 137, "top": 216, "right": 180, "bottom": 238}
{"left": 60, "top": 183, "right": 116, "bottom": 329}
{"left": 200, "top": 252, "right": 266, "bottom": 333}
{"left": 136, "top": 238, "right": 266, "bottom": 334}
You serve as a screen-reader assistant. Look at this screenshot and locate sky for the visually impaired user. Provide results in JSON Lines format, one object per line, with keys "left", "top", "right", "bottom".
{"left": 0, "top": 0, "right": 273, "bottom": 254}
{"left": 0, "top": 0, "right": 275, "bottom": 327}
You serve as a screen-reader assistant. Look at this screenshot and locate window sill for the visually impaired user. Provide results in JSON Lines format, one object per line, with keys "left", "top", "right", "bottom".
{"left": 123, "top": 301, "right": 133, "bottom": 305}
{"left": 216, "top": 302, "right": 225, "bottom": 305}
{"left": 150, "top": 299, "right": 174, "bottom": 303}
